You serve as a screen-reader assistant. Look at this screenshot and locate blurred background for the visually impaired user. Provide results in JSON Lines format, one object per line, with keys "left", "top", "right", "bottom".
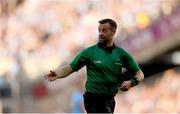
{"left": 0, "top": 0, "right": 180, "bottom": 113}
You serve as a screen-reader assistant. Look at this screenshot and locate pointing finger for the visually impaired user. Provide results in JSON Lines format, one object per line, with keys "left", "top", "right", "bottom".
{"left": 44, "top": 75, "right": 50, "bottom": 80}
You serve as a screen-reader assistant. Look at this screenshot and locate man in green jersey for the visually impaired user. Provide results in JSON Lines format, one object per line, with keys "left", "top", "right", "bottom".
{"left": 44, "top": 18, "right": 144, "bottom": 113}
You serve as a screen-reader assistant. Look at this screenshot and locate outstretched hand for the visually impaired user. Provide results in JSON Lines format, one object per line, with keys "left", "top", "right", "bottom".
{"left": 44, "top": 70, "right": 57, "bottom": 82}
{"left": 119, "top": 80, "right": 132, "bottom": 92}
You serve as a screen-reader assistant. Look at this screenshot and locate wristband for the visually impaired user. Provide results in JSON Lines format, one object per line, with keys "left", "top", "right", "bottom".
{"left": 131, "top": 77, "right": 140, "bottom": 87}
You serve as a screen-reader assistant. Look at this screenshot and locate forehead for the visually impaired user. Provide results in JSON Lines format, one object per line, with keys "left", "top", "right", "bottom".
{"left": 98, "top": 23, "right": 110, "bottom": 29}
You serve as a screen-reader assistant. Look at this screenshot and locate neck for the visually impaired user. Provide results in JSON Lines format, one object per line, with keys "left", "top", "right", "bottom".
{"left": 99, "top": 41, "right": 114, "bottom": 48}
{"left": 98, "top": 41, "right": 116, "bottom": 53}
{"left": 106, "top": 41, "right": 113, "bottom": 47}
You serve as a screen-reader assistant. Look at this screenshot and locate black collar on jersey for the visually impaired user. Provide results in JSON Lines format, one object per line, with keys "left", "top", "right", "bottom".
{"left": 98, "top": 42, "right": 117, "bottom": 53}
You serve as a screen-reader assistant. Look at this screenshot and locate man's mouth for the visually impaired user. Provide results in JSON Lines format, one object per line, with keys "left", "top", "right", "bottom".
{"left": 99, "top": 38, "right": 104, "bottom": 42}
{"left": 99, "top": 36, "right": 105, "bottom": 41}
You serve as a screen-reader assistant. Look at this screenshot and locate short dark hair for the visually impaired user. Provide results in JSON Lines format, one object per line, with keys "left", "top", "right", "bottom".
{"left": 99, "top": 18, "right": 117, "bottom": 31}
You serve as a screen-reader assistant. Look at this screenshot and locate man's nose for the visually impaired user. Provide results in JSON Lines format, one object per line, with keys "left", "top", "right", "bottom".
{"left": 99, "top": 31, "right": 103, "bottom": 35}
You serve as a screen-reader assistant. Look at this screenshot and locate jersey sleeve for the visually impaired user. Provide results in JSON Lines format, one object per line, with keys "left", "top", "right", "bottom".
{"left": 70, "top": 50, "right": 88, "bottom": 71}
{"left": 121, "top": 49, "right": 140, "bottom": 73}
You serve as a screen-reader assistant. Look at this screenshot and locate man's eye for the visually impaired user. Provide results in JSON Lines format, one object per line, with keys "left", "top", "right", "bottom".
{"left": 98, "top": 29, "right": 107, "bottom": 33}
{"left": 103, "top": 29, "right": 107, "bottom": 32}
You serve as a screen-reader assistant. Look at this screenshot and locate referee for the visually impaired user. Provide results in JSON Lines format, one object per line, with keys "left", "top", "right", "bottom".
{"left": 44, "top": 18, "right": 144, "bottom": 113}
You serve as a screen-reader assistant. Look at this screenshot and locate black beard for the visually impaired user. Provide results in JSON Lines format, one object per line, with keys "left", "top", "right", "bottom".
{"left": 98, "top": 41, "right": 107, "bottom": 47}
{"left": 98, "top": 38, "right": 108, "bottom": 47}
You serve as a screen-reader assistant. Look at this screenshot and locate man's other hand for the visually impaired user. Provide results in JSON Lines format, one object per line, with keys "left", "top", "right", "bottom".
{"left": 119, "top": 80, "right": 132, "bottom": 91}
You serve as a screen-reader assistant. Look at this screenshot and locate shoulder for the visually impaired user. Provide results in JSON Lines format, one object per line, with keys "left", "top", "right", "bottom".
{"left": 115, "top": 46, "right": 132, "bottom": 57}
{"left": 82, "top": 44, "right": 97, "bottom": 53}
{"left": 115, "top": 45, "right": 127, "bottom": 53}
{"left": 77, "top": 44, "right": 97, "bottom": 57}
{"left": 86, "top": 44, "right": 97, "bottom": 50}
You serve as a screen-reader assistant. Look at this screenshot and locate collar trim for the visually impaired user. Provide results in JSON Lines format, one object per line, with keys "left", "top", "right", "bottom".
{"left": 98, "top": 42, "right": 116, "bottom": 53}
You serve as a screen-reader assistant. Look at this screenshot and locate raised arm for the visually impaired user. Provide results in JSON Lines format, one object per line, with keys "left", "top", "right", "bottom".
{"left": 44, "top": 64, "right": 74, "bottom": 82}
{"left": 44, "top": 49, "right": 88, "bottom": 82}
{"left": 55, "top": 64, "right": 74, "bottom": 78}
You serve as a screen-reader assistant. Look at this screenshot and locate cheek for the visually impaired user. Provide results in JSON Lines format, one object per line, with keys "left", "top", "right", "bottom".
{"left": 107, "top": 32, "right": 112, "bottom": 37}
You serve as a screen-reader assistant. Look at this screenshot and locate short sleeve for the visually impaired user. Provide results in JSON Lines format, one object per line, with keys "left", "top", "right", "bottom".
{"left": 121, "top": 49, "right": 140, "bottom": 73}
{"left": 70, "top": 50, "right": 88, "bottom": 71}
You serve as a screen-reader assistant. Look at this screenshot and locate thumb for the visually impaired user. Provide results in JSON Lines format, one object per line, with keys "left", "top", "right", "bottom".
{"left": 120, "top": 81, "right": 125, "bottom": 87}
{"left": 50, "top": 70, "right": 57, "bottom": 77}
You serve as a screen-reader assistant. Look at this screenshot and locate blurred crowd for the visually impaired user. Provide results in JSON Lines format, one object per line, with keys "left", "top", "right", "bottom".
{"left": 0, "top": 0, "right": 180, "bottom": 113}
{"left": 115, "top": 69, "right": 180, "bottom": 113}
{"left": 0, "top": 0, "right": 179, "bottom": 79}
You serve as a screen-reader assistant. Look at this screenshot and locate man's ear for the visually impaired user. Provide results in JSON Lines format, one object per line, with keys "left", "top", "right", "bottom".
{"left": 112, "top": 29, "right": 116, "bottom": 35}
{"left": 113, "top": 30, "right": 116, "bottom": 33}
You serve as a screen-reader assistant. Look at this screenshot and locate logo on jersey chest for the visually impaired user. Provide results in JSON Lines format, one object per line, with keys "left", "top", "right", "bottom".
{"left": 93, "top": 60, "right": 102, "bottom": 64}
{"left": 115, "top": 61, "right": 122, "bottom": 66}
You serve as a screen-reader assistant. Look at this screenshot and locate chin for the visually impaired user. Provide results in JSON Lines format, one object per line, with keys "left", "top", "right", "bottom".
{"left": 99, "top": 41, "right": 105, "bottom": 44}
{"left": 99, "top": 40, "right": 103, "bottom": 43}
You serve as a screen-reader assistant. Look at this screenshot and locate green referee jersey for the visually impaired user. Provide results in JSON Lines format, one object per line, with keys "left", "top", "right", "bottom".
{"left": 70, "top": 43, "right": 140, "bottom": 96}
